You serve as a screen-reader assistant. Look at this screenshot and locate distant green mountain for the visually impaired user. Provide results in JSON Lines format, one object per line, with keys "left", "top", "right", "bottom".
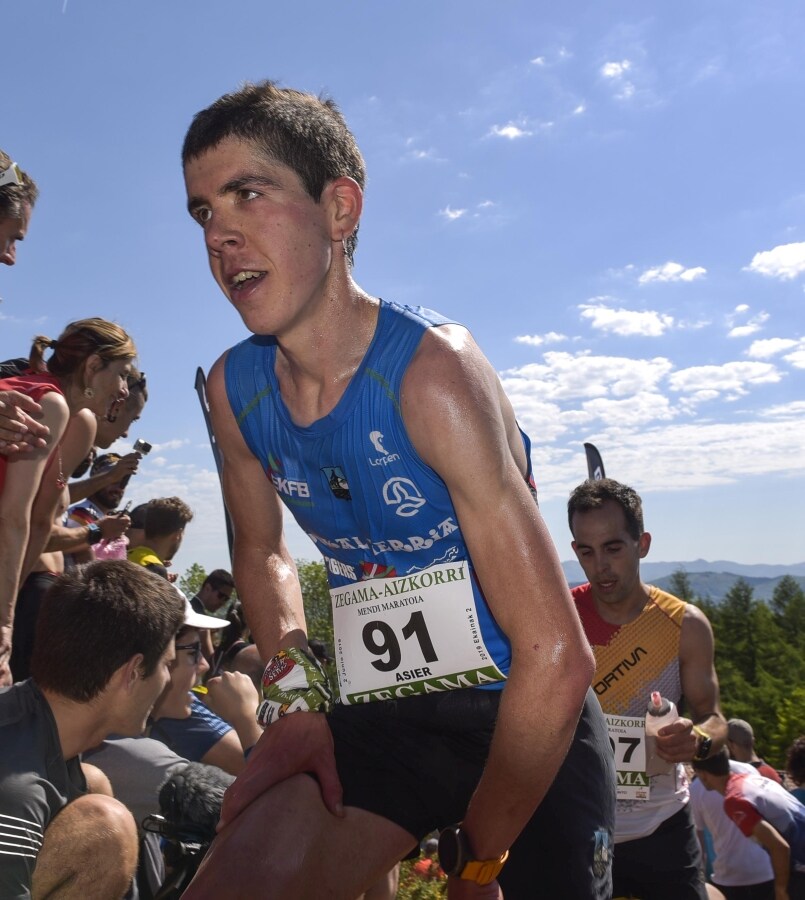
{"left": 561, "top": 560, "right": 805, "bottom": 603}
{"left": 652, "top": 571, "right": 805, "bottom": 603}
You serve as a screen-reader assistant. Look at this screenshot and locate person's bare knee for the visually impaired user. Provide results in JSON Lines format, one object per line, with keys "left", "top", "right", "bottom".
{"left": 80, "top": 761, "right": 114, "bottom": 796}
{"left": 186, "top": 775, "right": 413, "bottom": 899}
{"left": 32, "top": 794, "right": 137, "bottom": 899}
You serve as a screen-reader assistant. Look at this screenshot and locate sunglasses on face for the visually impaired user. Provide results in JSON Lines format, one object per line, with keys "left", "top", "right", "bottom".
{"left": 174, "top": 640, "right": 203, "bottom": 666}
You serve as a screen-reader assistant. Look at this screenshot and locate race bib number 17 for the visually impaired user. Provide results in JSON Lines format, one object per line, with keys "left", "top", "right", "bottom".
{"left": 606, "top": 714, "right": 651, "bottom": 801}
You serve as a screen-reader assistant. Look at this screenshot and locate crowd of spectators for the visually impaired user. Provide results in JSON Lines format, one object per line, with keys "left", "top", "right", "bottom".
{"left": 0, "top": 148, "right": 272, "bottom": 898}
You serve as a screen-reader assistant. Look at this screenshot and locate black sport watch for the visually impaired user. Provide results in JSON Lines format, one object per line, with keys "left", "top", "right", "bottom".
{"left": 692, "top": 725, "right": 713, "bottom": 760}
{"left": 437, "top": 824, "right": 509, "bottom": 886}
{"left": 86, "top": 523, "right": 103, "bottom": 545}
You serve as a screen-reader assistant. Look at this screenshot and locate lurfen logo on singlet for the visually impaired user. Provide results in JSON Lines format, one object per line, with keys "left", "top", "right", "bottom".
{"left": 593, "top": 646, "right": 648, "bottom": 696}
{"left": 368, "top": 430, "right": 400, "bottom": 467}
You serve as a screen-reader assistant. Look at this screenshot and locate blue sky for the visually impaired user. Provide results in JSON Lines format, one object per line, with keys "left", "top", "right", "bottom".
{"left": 2, "top": 1, "right": 803, "bottom": 574}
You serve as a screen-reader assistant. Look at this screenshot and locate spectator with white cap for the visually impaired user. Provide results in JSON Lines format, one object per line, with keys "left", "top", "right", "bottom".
{"left": 148, "top": 595, "right": 263, "bottom": 776}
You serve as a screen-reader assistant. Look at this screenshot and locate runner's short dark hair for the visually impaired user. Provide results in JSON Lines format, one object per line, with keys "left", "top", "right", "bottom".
{"left": 691, "top": 747, "right": 730, "bottom": 777}
{"left": 567, "top": 478, "right": 644, "bottom": 540}
{"left": 182, "top": 80, "right": 366, "bottom": 263}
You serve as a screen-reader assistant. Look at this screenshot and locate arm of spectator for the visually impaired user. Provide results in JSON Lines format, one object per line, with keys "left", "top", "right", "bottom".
{"left": 204, "top": 672, "right": 263, "bottom": 756}
{"left": 200, "top": 730, "right": 252, "bottom": 776}
{"left": 45, "top": 515, "right": 131, "bottom": 554}
{"left": 0, "top": 393, "right": 70, "bottom": 684}
{"left": 21, "top": 410, "right": 96, "bottom": 581}
{"left": 68, "top": 451, "right": 140, "bottom": 503}
{"left": 0, "top": 389, "right": 50, "bottom": 453}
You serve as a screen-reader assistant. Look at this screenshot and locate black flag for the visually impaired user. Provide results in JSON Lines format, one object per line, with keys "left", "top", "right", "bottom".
{"left": 194, "top": 367, "right": 234, "bottom": 562}
{"left": 583, "top": 442, "right": 606, "bottom": 481}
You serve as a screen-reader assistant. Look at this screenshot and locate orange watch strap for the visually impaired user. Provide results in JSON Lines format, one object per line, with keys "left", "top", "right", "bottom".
{"left": 459, "top": 850, "right": 510, "bottom": 885}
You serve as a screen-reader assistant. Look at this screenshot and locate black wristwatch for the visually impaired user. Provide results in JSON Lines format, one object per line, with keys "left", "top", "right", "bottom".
{"left": 692, "top": 725, "right": 713, "bottom": 760}
{"left": 438, "top": 824, "right": 509, "bottom": 885}
{"left": 86, "top": 523, "right": 103, "bottom": 545}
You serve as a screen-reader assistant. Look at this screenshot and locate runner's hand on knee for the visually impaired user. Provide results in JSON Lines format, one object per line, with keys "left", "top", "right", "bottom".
{"left": 218, "top": 712, "right": 343, "bottom": 830}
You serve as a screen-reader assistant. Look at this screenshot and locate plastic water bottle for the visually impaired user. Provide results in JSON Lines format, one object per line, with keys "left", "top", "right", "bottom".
{"left": 645, "top": 691, "right": 676, "bottom": 775}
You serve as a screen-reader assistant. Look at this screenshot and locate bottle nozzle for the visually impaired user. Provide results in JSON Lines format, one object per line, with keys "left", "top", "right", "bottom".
{"left": 650, "top": 690, "right": 662, "bottom": 710}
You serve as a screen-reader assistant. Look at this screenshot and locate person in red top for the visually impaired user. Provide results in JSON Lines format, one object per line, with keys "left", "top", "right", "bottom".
{"left": 693, "top": 749, "right": 805, "bottom": 900}
{"left": 0, "top": 318, "right": 137, "bottom": 685}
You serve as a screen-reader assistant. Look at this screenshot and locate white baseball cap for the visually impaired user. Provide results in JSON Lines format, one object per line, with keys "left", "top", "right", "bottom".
{"left": 174, "top": 587, "right": 226, "bottom": 630}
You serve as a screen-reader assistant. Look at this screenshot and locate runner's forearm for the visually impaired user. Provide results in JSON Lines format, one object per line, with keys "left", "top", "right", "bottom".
{"left": 461, "top": 646, "right": 592, "bottom": 859}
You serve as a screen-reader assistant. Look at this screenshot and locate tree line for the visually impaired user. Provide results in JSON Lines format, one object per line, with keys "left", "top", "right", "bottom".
{"left": 671, "top": 570, "right": 805, "bottom": 768}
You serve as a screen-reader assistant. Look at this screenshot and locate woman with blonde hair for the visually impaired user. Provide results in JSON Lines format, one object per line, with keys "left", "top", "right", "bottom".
{"left": 0, "top": 317, "right": 136, "bottom": 684}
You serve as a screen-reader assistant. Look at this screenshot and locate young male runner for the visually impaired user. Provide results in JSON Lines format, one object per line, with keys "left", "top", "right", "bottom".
{"left": 181, "top": 81, "right": 613, "bottom": 899}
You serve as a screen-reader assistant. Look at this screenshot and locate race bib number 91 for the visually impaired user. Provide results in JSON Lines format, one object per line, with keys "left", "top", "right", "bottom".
{"left": 606, "top": 714, "right": 651, "bottom": 801}
{"left": 331, "top": 560, "right": 505, "bottom": 704}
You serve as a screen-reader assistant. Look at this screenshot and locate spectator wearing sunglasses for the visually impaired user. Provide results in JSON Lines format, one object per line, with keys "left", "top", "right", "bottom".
{"left": 148, "top": 598, "right": 263, "bottom": 775}
{"left": 190, "top": 569, "right": 235, "bottom": 663}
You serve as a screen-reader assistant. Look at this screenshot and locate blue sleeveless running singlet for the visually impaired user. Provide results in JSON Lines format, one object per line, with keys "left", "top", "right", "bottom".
{"left": 225, "top": 300, "right": 536, "bottom": 704}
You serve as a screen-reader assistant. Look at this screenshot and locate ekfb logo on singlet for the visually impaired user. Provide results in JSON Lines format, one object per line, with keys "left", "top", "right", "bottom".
{"left": 267, "top": 452, "right": 311, "bottom": 502}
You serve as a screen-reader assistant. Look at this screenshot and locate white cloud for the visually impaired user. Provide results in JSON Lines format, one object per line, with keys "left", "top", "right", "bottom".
{"left": 745, "top": 241, "right": 805, "bottom": 280}
{"left": 638, "top": 261, "right": 707, "bottom": 284}
{"left": 514, "top": 332, "right": 567, "bottom": 347}
{"left": 668, "top": 361, "right": 781, "bottom": 397}
{"left": 501, "top": 351, "right": 674, "bottom": 402}
{"left": 579, "top": 392, "right": 677, "bottom": 427}
{"left": 746, "top": 337, "right": 799, "bottom": 359}
{"left": 601, "top": 60, "right": 632, "bottom": 79}
{"left": 537, "top": 419, "right": 805, "bottom": 496}
{"left": 572, "top": 103, "right": 586, "bottom": 115}
{"left": 489, "top": 123, "right": 531, "bottom": 140}
{"left": 531, "top": 56, "right": 546, "bottom": 66}
{"left": 784, "top": 348, "right": 805, "bottom": 369}
{"left": 727, "top": 311, "right": 769, "bottom": 338}
{"left": 439, "top": 206, "right": 466, "bottom": 221}
{"left": 579, "top": 301, "right": 674, "bottom": 337}
{"left": 600, "top": 59, "right": 636, "bottom": 99}
{"left": 735, "top": 304, "right": 750, "bottom": 313}
{"left": 761, "top": 401, "right": 805, "bottom": 418}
